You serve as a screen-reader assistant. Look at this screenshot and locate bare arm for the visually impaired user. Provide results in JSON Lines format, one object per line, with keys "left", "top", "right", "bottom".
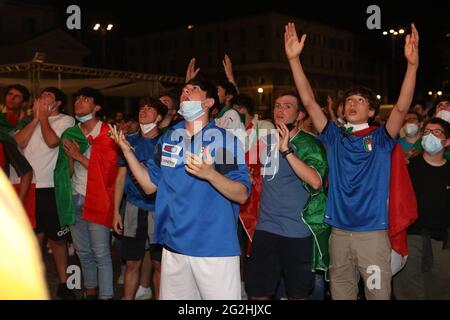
{"left": 326, "top": 95, "right": 339, "bottom": 126}
{"left": 386, "top": 23, "right": 419, "bottom": 138}
{"left": 110, "top": 125, "right": 157, "bottom": 195}
{"left": 278, "top": 123, "right": 322, "bottom": 190}
{"left": 39, "top": 117, "right": 60, "bottom": 148}
{"left": 185, "top": 148, "right": 249, "bottom": 205}
{"left": 113, "top": 167, "right": 127, "bottom": 234}
{"left": 18, "top": 170, "right": 32, "bottom": 204}
{"left": 223, "top": 54, "right": 239, "bottom": 93}
{"left": 14, "top": 118, "right": 38, "bottom": 150}
{"left": 284, "top": 22, "right": 328, "bottom": 133}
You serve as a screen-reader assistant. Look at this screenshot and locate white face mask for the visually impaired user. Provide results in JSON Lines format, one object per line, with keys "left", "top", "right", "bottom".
{"left": 436, "top": 110, "right": 450, "bottom": 124}
{"left": 75, "top": 113, "right": 93, "bottom": 123}
{"left": 421, "top": 133, "right": 444, "bottom": 155}
{"left": 139, "top": 122, "right": 156, "bottom": 134}
{"left": 178, "top": 101, "right": 205, "bottom": 121}
{"left": 404, "top": 123, "right": 419, "bottom": 137}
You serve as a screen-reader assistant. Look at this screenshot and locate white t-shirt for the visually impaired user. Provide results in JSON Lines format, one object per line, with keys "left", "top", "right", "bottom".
{"left": 215, "top": 108, "right": 245, "bottom": 132}
{"left": 72, "top": 121, "right": 102, "bottom": 197}
{"left": 22, "top": 114, "right": 75, "bottom": 188}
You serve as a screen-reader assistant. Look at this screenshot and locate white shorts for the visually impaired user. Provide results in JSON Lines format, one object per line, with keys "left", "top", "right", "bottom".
{"left": 160, "top": 248, "right": 241, "bottom": 300}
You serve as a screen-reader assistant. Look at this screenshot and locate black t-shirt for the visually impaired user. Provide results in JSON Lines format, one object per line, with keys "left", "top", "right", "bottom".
{"left": 407, "top": 156, "right": 450, "bottom": 240}
{"left": 1, "top": 141, "right": 32, "bottom": 178}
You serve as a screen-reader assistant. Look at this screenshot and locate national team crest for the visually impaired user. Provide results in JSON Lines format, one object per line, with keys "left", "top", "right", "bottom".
{"left": 363, "top": 136, "right": 373, "bottom": 152}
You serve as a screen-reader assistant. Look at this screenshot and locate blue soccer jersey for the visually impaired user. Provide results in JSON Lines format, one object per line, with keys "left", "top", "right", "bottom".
{"left": 119, "top": 134, "right": 158, "bottom": 211}
{"left": 146, "top": 120, "right": 251, "bottom": 257}
{"left": 317, "top": 121, "right": 397, "bottom": 231}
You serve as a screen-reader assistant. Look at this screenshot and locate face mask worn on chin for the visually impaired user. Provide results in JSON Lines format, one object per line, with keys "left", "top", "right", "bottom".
{"left": 421, "top": 133, "right": 444, "bottom": 155}
{"left": 140, "top": 123, "right": 156, "bottom": 134}
{"left": 178, "top": 101, "right": 205, "bottom": 121}
{"left": 436, "top": 110, "right": 450, "bottom": 124}
{"left": 75, "top": 113, "right": 93, "bottom": 123}
{"left": 404, "top": 123, "right": 419, "bottom": 137}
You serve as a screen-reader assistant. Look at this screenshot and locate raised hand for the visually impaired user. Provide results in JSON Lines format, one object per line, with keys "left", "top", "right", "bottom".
{"left": 222, "top": 54, "right": 235, "bottom": 83}
{"left": 277, "top": 123, "right": 290, "bottom": 152}
{"left": 108, "top": 124, "right": 132, "bottom": 153}
{"left": 284, "top": 22, "right": 307, "bottom": 61}
{"left": 63, "top": 138, "right": 82, "bottom": 161}
{"left": 185, "top": 147, "right": 214, "bottom": 181}
{"left": 185, "top": 57, "right": 200, "bottom": 83}
{"left": 404, "top": 23, "right": 419, "bottom": 67}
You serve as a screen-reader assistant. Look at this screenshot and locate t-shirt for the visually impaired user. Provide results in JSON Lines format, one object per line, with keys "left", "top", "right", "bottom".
{"left": 317, "top": 121, "right": 397, "bottom": 231}
{"left": 72, "top": 121, "right": 102, "bottom": 196}
{"left": 147, "top": 120, "right": 251, "bottom": 257}
{"left": 257, "top": 131, "right": 317, "bottom": 238}
{"left": 215, "top": 108, "right": 245, "bottom": 132}
{"left": 407, "top": 156, "right": 450, "bottom": 240}
{"left": 22, "top": 114, "right": 75, "bottom": 188}
{"left": 119, "top": 134, "right": 158, "bottom": 211}
{"left": 399, "top": 137, "right": 415, "bottom": 152}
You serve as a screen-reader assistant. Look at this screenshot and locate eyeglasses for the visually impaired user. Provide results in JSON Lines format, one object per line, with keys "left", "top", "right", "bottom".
{"left": 423, "top": 129, "right": 445, "bottom": 136}
{"left": 75, "top": 96, "right": 92, "bottom": 103}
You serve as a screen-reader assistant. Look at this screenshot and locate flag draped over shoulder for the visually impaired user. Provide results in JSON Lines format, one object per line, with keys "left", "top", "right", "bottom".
{"left": 54, "top": 123, "right": 118, "bottom": 228}
{"left": 353, "top": 127, "right": 418, "bottom": 257}
{"left": 54, "top": 126, "right": 88, "bottom": 226}
{"left": 82, "top": 123, "right": 118, "bottom": 228}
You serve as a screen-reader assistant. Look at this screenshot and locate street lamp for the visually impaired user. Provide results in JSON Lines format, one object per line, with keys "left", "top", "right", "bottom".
{"left": 257, "top": 87, "right": 264, "bottom": 105}
{"left": 437, "top": 91, "right": 443, "bottom": 96}
{"left": 382, "top": 27, "right": 406, "bottom": 102}
{"left": 93, "top": 23, "right": 114, "bottom": 67}
{"left": 428, "top": 91, "right": 433, "bottom": 96}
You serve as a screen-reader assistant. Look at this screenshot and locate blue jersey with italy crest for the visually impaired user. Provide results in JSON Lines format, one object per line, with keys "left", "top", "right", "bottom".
{"left": 317, "top": 121, "right": 398, "bottom": 231}
{"left": 146, "top": 120, "right": 250, "bottom": 257}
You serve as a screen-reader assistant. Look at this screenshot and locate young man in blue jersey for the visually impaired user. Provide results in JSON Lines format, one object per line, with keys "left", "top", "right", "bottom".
{"left": 284, "top": 22, "right": 419, "bottom": 299}
{"left": 110, "top": 77, "right": 250, "bottom": 300}
{"left": 113, "top": 98, "right": 167, "bottom": 300}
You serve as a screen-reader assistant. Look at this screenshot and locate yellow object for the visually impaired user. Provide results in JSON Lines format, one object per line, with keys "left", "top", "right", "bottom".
{"left": 0, "top": 170, "right": 48, "bottom": 300}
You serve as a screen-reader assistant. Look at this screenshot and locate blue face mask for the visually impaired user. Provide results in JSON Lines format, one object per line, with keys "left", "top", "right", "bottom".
{"left": 421, "top": 133, "right": 444, "bottom": 155}
{"left": 178, "top": 101, "right": 204, "bottom": 121}
{"left": 75, "top": 113, "right": 93, "bottom": 123}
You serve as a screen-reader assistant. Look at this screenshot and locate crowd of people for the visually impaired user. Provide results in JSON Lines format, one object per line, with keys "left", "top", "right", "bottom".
{"left": 0, "top": 22, "right": 449, "bottom": 300}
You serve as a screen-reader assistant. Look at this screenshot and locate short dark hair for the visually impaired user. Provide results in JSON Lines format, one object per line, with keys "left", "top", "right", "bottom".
{"left": 42, "top": 87, "right": 66, "bottom": 109}
{"left": 424, "top": 117, "right": 450, "bottom": 139}
{"left": 186, "top": 77, "right": 219, "bottom": 110}
{"left": 74, "top": 87, "right": 104, "bottom": 106}
{"left": 406, "top": 110, "right": 423, "bottom": 122}
{"left": 124, "top": 113, "right": 139, "bottom": 123}
{"left": 343, "top": 85, "right": 380, "bottom": 116}
{"left": 5, "top": 84, "right": 30, "bottom": 102}
{"left": 139, "top": 97, "right": 168, "bottom": 118}
{"left": 274, "top": 91, "right": 305, "bottom": 113}
{"left": 158, "top": 92, "right": 179, "bottom": 109}
{"left": 231, "top": 94, "right": 256, "bottom": 115}
{"left": 216, "top": 80, "right": 238, "bottom": 97}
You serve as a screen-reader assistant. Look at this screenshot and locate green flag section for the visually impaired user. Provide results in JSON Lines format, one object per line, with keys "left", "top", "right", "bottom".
{"left": 53, "top": 126, "right": 88, "bottom": 226}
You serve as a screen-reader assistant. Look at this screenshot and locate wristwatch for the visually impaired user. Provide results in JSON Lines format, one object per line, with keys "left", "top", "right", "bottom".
{"left": 281, "top": 147, "right": 294, "bottom": 158}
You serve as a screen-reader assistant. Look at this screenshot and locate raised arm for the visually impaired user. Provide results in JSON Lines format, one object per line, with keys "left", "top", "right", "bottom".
{"left": 38, "top": 100, "right": 61, "bottom": 148}
{"left": 185, "top": 58, "right": 200, "bottom": 83}
{"left": 222, "top": 54, "right": 239, "bottom": 93}
{"left": 386, "top": 23, "right": 419, "bottom": 138}
{"left": 14, "top": 100, "right": 40, "bottom": 149}
{"left": 109, "top": 125, "right": 157, "bottom": 195}
{"left": 284, "top": 22, "right": 328, "bottom": 133}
